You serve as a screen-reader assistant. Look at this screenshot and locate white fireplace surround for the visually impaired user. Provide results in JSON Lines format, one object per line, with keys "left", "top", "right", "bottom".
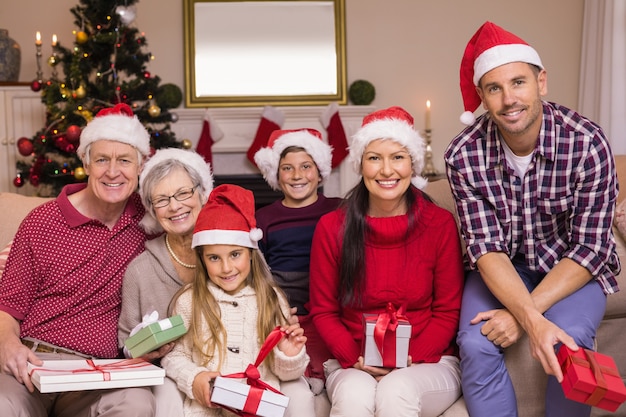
{"left": 170, "top": 105, "right": 375, "bottom": 198}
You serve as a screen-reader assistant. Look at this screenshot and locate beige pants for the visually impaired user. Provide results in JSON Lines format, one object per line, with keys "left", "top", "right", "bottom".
{"left": 324, "top": 356, "right": 461, "bottom": 417}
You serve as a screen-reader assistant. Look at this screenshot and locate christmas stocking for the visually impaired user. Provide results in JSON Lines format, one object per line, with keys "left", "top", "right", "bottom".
{"left": 321, "top": 102, "right": 349, "bottom": 168}
{"left": 246, "top": 106, "right": 284, "bottom": 166}
{"left": 196, "top": 110, "right": 224, "bottom": 165}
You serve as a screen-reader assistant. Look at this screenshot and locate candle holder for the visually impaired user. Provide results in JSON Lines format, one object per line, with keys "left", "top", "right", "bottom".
{"left": 421, "top": 129, "right": 438, "bottom": 177}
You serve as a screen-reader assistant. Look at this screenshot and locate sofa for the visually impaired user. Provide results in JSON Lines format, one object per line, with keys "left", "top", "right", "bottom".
{"left": 1, "top": 155, "right": 625, "bottom": 417}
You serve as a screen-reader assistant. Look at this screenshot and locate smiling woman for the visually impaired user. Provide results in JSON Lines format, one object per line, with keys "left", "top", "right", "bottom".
{"left": 183, "top": 0, "right": 347, "bottom": 107}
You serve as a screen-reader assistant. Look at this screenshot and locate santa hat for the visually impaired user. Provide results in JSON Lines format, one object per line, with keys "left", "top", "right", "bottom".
{"left": 460, "top": 21, "right": 543, "bottom": 125}
{"left": 253, "top": 128, "right": 332, "bottom": 191}
{"left": 78, "top": 103, "right": 151, "bottom": 159}
{"left": 138, "top": 148, "right": 214, "bottom": 233}
{"left": 350, "top": 106, "right": 428, "bottom": 190}
{"left": 192, "top": 184, "right": 263, "bottom": 249}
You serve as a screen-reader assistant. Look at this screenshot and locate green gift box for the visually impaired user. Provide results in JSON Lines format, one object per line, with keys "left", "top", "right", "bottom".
{"left": 124, "top": 315, "right": 187, "bottom": 358}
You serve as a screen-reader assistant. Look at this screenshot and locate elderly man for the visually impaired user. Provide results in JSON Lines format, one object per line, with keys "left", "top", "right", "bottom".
{"left": 0, "top": 103, "right": 155, "bottom": 416}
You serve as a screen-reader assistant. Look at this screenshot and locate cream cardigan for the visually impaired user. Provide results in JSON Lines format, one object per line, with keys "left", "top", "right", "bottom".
{"left": 161, "top": 282, "right": 309, "bottom": 417}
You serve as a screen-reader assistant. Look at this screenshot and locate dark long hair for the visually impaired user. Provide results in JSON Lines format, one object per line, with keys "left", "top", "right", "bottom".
{"left": 338, "top": 179, "right": 425, "bottom": 306}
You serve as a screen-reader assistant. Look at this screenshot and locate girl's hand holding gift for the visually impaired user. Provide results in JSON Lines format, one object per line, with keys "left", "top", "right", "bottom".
{"left": 278, "top": 323, "right": 307, "bottom": 357}
{"left": 192, "top": 370, "right": 221, "bottom": 408}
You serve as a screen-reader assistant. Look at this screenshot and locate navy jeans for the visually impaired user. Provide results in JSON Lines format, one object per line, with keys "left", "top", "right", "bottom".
{"left": 457, "top": 257, "right": 606, "bottom": 417}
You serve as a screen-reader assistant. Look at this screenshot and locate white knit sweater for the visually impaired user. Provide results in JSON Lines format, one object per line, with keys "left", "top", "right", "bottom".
{"left": 161, "top": 282, "right": 309, "bottom": 416}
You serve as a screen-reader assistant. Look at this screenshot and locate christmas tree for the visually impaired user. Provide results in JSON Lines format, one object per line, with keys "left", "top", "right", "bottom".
{"left": 15, "top": 0, "right": 186, "bottom": 197}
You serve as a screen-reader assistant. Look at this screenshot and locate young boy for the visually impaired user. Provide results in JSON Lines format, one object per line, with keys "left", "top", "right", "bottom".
{"left": 254, "top": 128, "right": 341, "bottom": 390}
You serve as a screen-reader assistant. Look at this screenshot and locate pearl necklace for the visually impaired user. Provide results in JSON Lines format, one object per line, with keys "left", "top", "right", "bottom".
{"left": 165, "top": 235, "right": 196, "bottom": 269}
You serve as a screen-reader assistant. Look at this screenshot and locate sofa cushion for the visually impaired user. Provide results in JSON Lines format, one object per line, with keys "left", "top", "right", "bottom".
{"left": 0, "top": 193, "right": 52, "bottom": 249}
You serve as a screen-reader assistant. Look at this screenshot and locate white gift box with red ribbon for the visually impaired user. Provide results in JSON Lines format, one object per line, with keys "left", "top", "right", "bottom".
{"left": 363, "top": 303, "right": 411, "bottom": 368}
{"left": 211, "top": 376, "right": 289, "bottom": 417}
{"left": 27, "top": 359, "right": 165, "bottom": 393}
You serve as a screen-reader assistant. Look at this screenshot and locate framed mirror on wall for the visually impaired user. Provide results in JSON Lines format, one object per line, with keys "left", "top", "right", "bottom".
{"left": 183, "top": 0, "right": 347, "bottom": 107}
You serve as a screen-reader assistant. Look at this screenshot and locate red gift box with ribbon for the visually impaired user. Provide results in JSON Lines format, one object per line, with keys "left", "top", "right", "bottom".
{"left": 557, "top": 345, "right": 626, "bottom": 412}
{"left": 363, "top": 302, "right": 411, "bottom": 368}
{"left": 210, "top": 326, "right": 290, "bottom": 417}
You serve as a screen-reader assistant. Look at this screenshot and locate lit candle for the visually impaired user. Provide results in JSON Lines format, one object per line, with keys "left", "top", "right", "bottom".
{"left": 425, "top": 100, "right": 431, "bottom": 131}
{"left": 52, "top": 34, "right": 57, "bottom": 47}
{"left": 35, "top": 31, "right": 42, "bottom": 46}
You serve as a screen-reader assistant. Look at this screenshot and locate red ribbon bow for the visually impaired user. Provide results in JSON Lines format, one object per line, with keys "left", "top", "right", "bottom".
{"left": 218, "top": 326, "right": 286, "bottom": 416}
{"left": 373, "top": 302, "right": 408, "bottom": 368}
{"left": 29, "top": 358, "right": 151, "bottom": 382}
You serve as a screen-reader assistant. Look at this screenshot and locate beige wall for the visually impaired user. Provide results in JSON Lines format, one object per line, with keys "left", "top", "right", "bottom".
{"left": 0, "top": 0, "right": 584, "bottom": 173}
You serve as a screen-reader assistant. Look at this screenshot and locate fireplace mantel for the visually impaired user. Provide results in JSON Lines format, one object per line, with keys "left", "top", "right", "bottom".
{"left": 169, "top": 105, "right": 375, "bottom": 197}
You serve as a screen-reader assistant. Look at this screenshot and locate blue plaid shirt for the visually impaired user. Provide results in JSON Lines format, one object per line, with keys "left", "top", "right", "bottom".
{"left": 444, "top": 101, "right": 620, "bottom": 294}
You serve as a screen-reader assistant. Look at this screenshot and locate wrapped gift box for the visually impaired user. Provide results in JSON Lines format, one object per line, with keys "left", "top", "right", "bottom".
{"left": 211, "top": 376, "right": 289, "bottom": 417}
{"left": 28, "top": 359, "right": 165, "bottom": 393}
{"left": 363, "top": 312, "right": 411, "bottom": 368}
{"left": 557, "top": 345, "right": 626, "bottom": 412}
{"left": 124, "top": 314, "right": 187, "bottom": 358}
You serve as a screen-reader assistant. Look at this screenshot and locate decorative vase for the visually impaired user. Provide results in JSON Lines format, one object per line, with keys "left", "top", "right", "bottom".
{"left": 0, "top": 29, "right": 21, "bottom": 82}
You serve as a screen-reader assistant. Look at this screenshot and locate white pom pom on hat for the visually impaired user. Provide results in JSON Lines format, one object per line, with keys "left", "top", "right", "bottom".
{"left": 349, "top": 106, "right": 428, "bottom": 190}
{"left": 192, "top": 184, "right": 263, "bottom": 249}
{"left": 78, "top": 103, "right": 151, "bottom": 158}
{"left": 138, "top": 147, "right": 214, "bottom": 234}
{"left": 459, "top": 21, "right": 543, "bottom": 125}
{"left": 253, "top": 128, "right": 332, "bottom": 191}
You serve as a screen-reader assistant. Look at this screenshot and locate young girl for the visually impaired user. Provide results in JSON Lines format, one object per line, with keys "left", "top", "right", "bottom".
{"left": 161, "top": 184, "right": 313, "bottom": 417}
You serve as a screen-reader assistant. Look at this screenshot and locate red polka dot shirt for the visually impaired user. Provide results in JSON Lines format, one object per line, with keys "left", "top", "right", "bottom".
{"left": 0, "top": 184, "right": 147, "bottom": 358}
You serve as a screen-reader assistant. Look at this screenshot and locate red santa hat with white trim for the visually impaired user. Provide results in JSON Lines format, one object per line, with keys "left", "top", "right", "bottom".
{"left": 78, "top": 103, "right": 151, "bottom": 159}
{"left": 459, "top": 21, "right": 543, "bottom": 125}
{"left": 350, "top": 106, "right": 428, "bottom": 190}
{"left": 192, "top": 184, "right": 263, "bottom": 250}
{"left": 253, "top": 128, "right": 332, "bottom": 191}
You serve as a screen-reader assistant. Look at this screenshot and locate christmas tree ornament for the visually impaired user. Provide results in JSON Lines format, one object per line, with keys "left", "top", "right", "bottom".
{"left": 65, "top": 125, "right": 81, "bottom": 143}
{"left": 17, "top": 137, "right": 34, "bottom": 156}
{"left": 116, "top": 5, "right": 137, "bottom": 26}
{"left": 170, "top": 112, "right": 179, "bottom": 122}
{"left": 74, "top": 84, "right": 87, "bottom": 99}
{"left": 13, "top": 174, "right": 24, "bottom": 188}
{"left": 47, "top": 55, "right": 58, "bottom": 67}
{"left": 143, "top": 71, "right": 151, "bottom": 79}
{"left": 75, "top": 31, "right": 89, "bottom": 44}
{"left": 148, "top": 104, "right": 161, "bottom": 118}
{"left": 182, "top": 138, "right": 192, "bottom": 149}
{"left": 30, "top": 79, "right": 42, "bottom": 92}
{"left": 74, "top": 166, "right": 86, "bottom": 180}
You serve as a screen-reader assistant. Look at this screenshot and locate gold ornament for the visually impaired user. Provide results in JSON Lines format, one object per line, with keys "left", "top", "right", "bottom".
{"left": 74, "top": 85, "right": 87, "bottom": 99}
{"left": 148, "top": 104, "right": 161, "bottom": 118}
{"left": 47, "top": 55, "right": 58, "bottom": 67}
{"left": 74, "top": 167, "right": 86, "bottom": 180}
{"left": 182, "top": 139, "right": 193, "bottom": 149}
{"left": 76, "top": 31, "right": 89, "bottom": 44}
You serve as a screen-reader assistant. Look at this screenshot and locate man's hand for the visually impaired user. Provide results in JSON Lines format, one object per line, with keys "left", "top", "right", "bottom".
{"left": 525, "top": 313, "right": 578, "bottom": 382}
{"left": 472, "top": 308, "right": 524, "bottom": 348}
{"left": 0, "top": 337, "right": 42, "bottom": 393}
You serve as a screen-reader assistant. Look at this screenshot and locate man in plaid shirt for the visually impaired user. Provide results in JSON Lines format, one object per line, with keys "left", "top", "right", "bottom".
{"left": 445, "top": 22, "right": 620, "bottom": 417}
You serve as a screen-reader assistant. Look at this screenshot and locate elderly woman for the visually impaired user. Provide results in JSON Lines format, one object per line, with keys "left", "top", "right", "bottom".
{"left": 118, "top": 147, "right": 213, "bottom": 417}
{"left": 309, "top": 106, "right": 464, "bottom": 417}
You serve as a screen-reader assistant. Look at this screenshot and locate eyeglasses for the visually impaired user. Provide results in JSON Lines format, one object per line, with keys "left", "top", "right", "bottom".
{"left": 152, "top": 186, "right": 198, "bottom": 208}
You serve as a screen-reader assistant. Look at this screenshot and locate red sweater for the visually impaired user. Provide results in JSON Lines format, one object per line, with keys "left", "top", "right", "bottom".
{"left": 309, "top": 191, "right": 464, "bottom": 369}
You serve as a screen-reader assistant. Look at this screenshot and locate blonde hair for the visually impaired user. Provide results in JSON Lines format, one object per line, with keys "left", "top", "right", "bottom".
{"left": 170, "top": 246, "right": 288, "bottom": 371}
